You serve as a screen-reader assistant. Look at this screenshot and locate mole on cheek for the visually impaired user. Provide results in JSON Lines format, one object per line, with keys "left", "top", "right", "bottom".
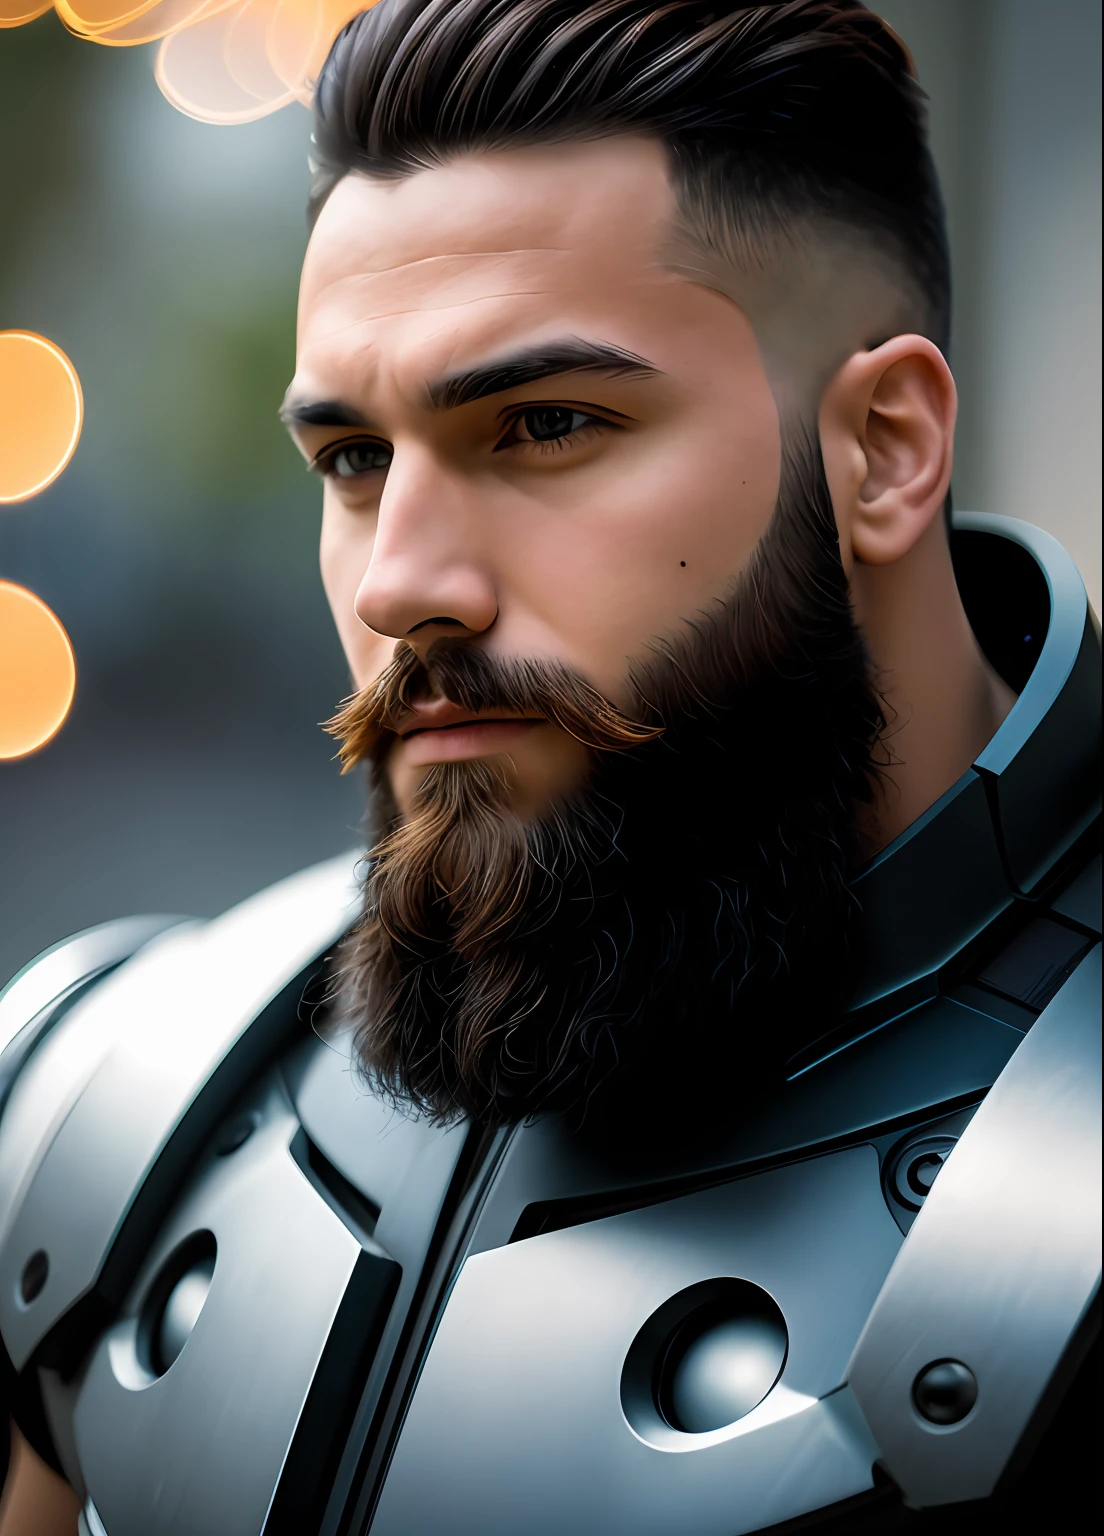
{"left": 680, "top": 561, "right": 686, "bottom": 567}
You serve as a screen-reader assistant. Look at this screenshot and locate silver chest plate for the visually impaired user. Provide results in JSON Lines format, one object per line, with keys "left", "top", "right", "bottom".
{"left": 372, "top": 1143, "right": 899, "bottom": 1536}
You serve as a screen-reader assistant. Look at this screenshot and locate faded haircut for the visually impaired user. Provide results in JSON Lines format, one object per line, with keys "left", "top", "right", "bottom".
{"left": 309, "top": 0, "right": 950, "bottom": 352}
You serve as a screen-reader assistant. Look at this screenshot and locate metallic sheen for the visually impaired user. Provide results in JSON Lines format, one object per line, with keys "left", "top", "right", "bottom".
{"left": 370, "top": 1146, "right": 900, "bottom": 1536}
{"left": 0, "top": 856, "right": 359, "bottom": 1371}
{"left": 847, "top": 945, "right": 1101, "bottom": 1506}
{"left": 69, "top": 1073, "right": 368, "bottom": 1536}
{"left": 661, "top": 1307, "right": 788, "bottom": 1433}
{"left": 912, "top": 1360, "right": 978, "bottom": 1426}
{"left": 155, "top": 1255, "right": 215, "bottom": 1373}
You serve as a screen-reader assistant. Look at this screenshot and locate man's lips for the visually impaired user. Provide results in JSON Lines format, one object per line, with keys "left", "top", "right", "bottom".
{"left": 395, "top": 702, "right": 546, "bottom": 765}
{"left": 397, "top": 699, "right": 541, "bottom": 736}
{"left": 402, "top": 718, "right": 534, "bottom": 738}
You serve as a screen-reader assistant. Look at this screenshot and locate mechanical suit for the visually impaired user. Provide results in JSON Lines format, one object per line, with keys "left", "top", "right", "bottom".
{"left": 0, "top": 511, "right": 1099, "bottom": 1535}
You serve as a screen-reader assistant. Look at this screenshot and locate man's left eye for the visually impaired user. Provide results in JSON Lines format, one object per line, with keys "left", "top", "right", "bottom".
{"left": 514, "top": 407, "right": 594, "bottom": 442}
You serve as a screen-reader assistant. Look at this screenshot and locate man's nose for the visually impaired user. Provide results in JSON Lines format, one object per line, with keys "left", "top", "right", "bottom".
{"left": 354, "top": 454, "right": 498, "bottom": 642}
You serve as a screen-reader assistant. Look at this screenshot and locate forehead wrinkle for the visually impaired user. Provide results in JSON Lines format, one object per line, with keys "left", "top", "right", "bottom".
{"left": 300, "top": 288, "right": 578, "bottom": 355}
{"left": 300, "top": 264, "right": 683, "bottom": 359}
{"left": 317, "top": 246, "right": 573, "bottom": 283}
{"left": 305, "top": 257, "right": 667, "bottom": 320}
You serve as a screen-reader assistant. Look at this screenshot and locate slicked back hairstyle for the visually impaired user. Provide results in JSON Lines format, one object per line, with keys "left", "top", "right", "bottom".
{"left": 310, "top": 0, "right": 951, "bottom": 353}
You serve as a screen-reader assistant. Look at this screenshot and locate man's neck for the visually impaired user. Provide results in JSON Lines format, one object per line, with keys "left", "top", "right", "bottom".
{"left": 853, "top": 516, "right": 1017, "bottom": 854}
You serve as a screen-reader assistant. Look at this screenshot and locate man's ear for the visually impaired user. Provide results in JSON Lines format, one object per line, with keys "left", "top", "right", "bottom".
{"left": 819, "top": 334, "right": 957, "bottom": 570}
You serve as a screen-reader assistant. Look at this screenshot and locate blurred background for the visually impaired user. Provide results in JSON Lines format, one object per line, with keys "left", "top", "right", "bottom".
{"left": 1, "top": 0, "right": 1101, "bottom": 985}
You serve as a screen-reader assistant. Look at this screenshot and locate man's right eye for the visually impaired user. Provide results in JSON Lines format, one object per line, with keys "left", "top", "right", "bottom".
{"left": 313, "top": 440, "right": 393, "bottom": 479}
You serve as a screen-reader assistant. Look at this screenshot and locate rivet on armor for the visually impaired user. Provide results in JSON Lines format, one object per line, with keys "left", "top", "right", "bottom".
{"left": 912, "top": 1359, "right": 978, "bottom": 1425}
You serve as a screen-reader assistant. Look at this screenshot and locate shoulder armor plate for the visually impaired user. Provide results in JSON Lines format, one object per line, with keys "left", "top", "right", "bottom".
{"left": 847, "top": 942, "right": 1101, "bottom": 1506}
{"left": 0, "top": 915, "right": 186, "bottom": 1119}
{"left": 0, "top": 854, "right": 360, "bottom": 1372}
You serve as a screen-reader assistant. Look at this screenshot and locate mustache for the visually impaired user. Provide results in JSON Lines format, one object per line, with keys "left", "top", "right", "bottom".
{"left": 324, "top": 638, "right": 661, "bottom": 772}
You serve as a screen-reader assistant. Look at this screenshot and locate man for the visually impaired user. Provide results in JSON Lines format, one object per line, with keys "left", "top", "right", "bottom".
{"left": 0, "top": 3, "right": 1098, "bottom": 1533}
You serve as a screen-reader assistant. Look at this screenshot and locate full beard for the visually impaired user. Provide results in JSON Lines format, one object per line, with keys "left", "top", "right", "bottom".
{"left": 327, "top": 432, "right": 885, "bottom": 1127}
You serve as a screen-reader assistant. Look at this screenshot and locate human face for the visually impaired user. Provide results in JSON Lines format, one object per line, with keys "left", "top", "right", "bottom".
{"left": 287, "top": 135, "right": 781, "bottom": 817}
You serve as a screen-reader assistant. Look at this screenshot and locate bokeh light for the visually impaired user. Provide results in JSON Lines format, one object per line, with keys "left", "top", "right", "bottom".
{"left": 0, "top": 0, "right": 52, "bottom": 22}
{"left": 0, "top": 581, "right": 77, "bottom": 759}
{"left": 3, "top": 0, "right": 373, "bottom": 121}
{"left": 156, "top": 0, "right": 369, "bottom": 121}
{"left": 0, "top": 330, "right": 84, "bottom": 504}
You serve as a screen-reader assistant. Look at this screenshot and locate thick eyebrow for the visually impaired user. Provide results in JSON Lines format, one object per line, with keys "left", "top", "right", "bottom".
{"left": 427, "top": 338, "right": 660, "bottom": 412}
{"left": 278, "top": 397, "right": 368, "bottom": 429}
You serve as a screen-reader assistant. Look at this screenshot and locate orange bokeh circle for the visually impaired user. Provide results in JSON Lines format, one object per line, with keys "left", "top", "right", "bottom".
{"left": 0, "top": 0, "right": 53, "bottom": 25}
{"left": 0, "top": 582, "right": 77, "bottom": 759}
{"left": 0, "top": 331, "right": 84, "bottom": 504}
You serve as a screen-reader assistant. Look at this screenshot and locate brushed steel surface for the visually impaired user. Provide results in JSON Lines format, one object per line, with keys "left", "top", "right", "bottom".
{"left": 847, "top": 946, "right": 1101, "bottom": 1505}
{"left": 78, "top": 1501, "right": 109, "bottom": 1536}
{"left": 0, "top": 915, "right": 183, "bottom": 1055}
{"left": 155, "top": 1255, "right": 215, "bottom": 1371}
{"left": 71, "top": 1073, "right": 365, "bottom": 1536}
{"left": 0, "top": 854, "right": 359, "bottom": 1370}
{"left": 370, "top": 1145, "right": 901, "bottom": 1536}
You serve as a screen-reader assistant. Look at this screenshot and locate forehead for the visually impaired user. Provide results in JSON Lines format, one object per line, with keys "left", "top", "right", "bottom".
{"left": 296, "top": 137, "right": 709, "bottom": 391}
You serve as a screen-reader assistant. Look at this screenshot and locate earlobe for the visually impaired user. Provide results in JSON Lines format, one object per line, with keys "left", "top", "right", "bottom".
{"left": 820, "top": 335, "right": 957, "bottom": 569}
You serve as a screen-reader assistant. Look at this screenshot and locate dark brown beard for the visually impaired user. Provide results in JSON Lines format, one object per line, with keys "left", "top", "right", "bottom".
{"left": 326, "top": 431, "right": 885, "bottom": 1127}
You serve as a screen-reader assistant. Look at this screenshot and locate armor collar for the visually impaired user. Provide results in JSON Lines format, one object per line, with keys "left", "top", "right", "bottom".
{"left": 472, "top": 515, "right": 1099, "bottom": 1208}
{"left": 846, "top": 510, "right": 1100, "bottom": 1014}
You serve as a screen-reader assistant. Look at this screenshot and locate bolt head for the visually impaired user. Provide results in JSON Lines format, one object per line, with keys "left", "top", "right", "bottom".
{"left": 913, "top": 1359, "right": 978, "bottom": 1425}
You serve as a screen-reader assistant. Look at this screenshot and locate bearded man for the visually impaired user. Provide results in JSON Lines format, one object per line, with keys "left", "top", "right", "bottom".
{"left": 0, "top": 3, "right": 1099, "bottom": 1534}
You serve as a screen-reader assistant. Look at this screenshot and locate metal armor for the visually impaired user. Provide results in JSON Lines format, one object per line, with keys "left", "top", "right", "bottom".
{"left": 0, "top": 511, "right": 1099, "bottom": 1536}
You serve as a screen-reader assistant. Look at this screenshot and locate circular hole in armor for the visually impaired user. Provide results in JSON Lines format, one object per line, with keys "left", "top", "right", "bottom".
{"left": 137, "top": 1231, "right": 217, "bottom": 1377}
{"left": 20, "top": 1248, "right": 48, "bottom": 1305}
{"left": 622, "top": 1278, "right": 788, "bottom": 1440}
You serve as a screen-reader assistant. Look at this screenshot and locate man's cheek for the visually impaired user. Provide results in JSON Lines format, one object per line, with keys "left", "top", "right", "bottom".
{"left": 318, "top": 520, "right": 349, "bottom": 624}
{"left": 320, "top": 536, "right": 374, "bottom": 682}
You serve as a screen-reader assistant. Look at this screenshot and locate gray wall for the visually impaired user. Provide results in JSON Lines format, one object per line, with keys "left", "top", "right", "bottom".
{"left": 878, "top": 0, "right": 1102, "bottom": 608}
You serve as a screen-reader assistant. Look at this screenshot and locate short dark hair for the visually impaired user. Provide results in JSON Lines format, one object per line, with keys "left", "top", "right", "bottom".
{"left": 310, "top": 0, "right": 950, "bottom": 351}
